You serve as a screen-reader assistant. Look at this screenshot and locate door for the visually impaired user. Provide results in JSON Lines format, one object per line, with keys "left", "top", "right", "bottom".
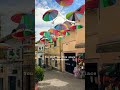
{"left": 64, "top": 53, "right": 76, "bottom": 74}
{"left": 26, "top": 75, "right": 30, "bottom": 90}
{"left": 8, "top": 76, "right": 16, "bottom": 90}
{"left": 0, "top": 78, "right": 3, "bottom": 90}
{"left": 85, "top": 63, "right": 98, "bottom": 90}
{"left": 39, "top": 58, "right": 42, "bottom": 66}
{"left": 46, "top": 58, "right": 48, "bottom": 67}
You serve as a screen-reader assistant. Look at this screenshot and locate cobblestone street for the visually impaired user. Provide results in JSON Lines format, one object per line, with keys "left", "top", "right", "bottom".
{"left": 38, "top": 70, "right": 85, "bottom": 90}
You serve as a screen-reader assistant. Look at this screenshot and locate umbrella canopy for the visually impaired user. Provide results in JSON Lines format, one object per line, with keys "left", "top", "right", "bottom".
{"left": 66, "top": 12, "right": 83, "bottom": 21}
{"left": 70, "top": 25, "right": 76, "bottom": 30}
{"left": 20, "top": 14, "right": 34, "bottom": 30}
{"left": 86, "top": 0, "right": 99, "bottom": 9}
{"left": 12, "top": 29, "right": 33, "bottom": 40}
{"left": 11, "top": 13, "right": 25, "bottom": 23}
{"left": 86, "top": 0, "right": 116, "bottom": 9}
{"left": 55, "top": 0, "right": 74, "bottom": 6}
{"left": 61, "top": 30, "right": 70, "bottom": 36}
{"left": 54, "top": 24, "right": 68, "bottom": 31}
{"left": 63, "top": 21, "right": 72, "bottom": 28}
{"left": 40, "top": 37, "right": 49, "bottom": 43}
{"left": 76, "top": 25, "right": 83, "bottom": 29}
{"left": 75, "top": 4, "right": 85, "bottom": 14}
{"left": 0, "top": 43, "right": 11, "bottom": 49}
{"left": 16, "top": 24, "right": 26, "bottom": 30}
{"left": 40, "top": 31, "right": 48, "bottom": 36}
{"left": 43, "top": 10, "right": 58, "bottom": 21}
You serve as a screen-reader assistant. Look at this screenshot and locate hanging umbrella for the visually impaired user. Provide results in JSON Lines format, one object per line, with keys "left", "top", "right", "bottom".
{"left": 12, "top": 29, "right": 33, "bottom": 40}
{"left": 86, "top": 0, "right": 116, "bottom": 21}
{"left": 11, "top": 13, "right": 25, "bottom": 23}
{"left": 75, "top": 4, "right": 85, "bottom": 14}
{"left": 40, "top": 37, "right": 49, "bottom": 43}
{"left": 40, "top": 31, "right": 48, "bottom": 36}
{"left": 76, "top": 25, "right": 83, "bottom": 29}
{"left": 86, "top": 0, "right": 99, "bottom": 9}
{"left": 57, "top": 36, "right": 64, "bottom": 41}
{"left": 20, "top": 14, "right": 35, "bottom": 30}
{"left": 61, "top": 30, "right": 70, "bottom": 36}
{"left": 70, "top": 25, "right": 76, "bottom": 30}
{"left": 43, "top": 10, "right": 58, "bottom": 21}
{"left": 54, "top": 24, "right": 68, "bottom": 31}
{"left": 55, "top": 0, "right": 74, "bottom": 6}
{"left": 66, "top": 12, "right": 83, "bottom": 21}
{"left": 0, "top": 43, "right": 11, "bottom": 49}
{"left": 40, "top": 31, "right": 51, "bottom": 40}
{"left": 63, "top": 21, "right": 72, "bottom": 28}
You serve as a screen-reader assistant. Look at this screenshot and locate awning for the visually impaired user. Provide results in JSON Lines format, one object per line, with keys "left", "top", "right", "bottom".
{"left": 96, "top": 40, "right": 120, "bottom": 53}
{"left": 75, "top": 43, "right": 85, "bottom": 48}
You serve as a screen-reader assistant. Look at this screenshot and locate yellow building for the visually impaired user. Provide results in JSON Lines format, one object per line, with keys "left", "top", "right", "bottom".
{"left": 85, "top": 1, "right": 120, "bottom": 89}
{"left": 44, "top": 40, "right": 61, "bottom": 70}
{"left": 43, "top": 15, "right": 85, "bottom": 74}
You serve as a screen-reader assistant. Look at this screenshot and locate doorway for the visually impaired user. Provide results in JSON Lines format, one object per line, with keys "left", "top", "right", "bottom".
{"left": 8, "top": 76, "right": 16, "bottom": 90}
{"left": 0, "top": 78, "right": 3, "bottom": 90}
{"left": 64, "top": 53, "right": 76, "bottom": 74}
{"left": 46, "top": 58, "right": 48, "bottom": 67}
{"left": 25, "top": 75, "right": 30, "bottom": 90}
{"left": 85, "top": 63, "right": 98, "bottom": 90}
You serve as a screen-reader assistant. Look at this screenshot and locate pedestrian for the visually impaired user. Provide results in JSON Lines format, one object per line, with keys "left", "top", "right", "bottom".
{"left": 73, "top": 65, "right": 80, "bottom": 78}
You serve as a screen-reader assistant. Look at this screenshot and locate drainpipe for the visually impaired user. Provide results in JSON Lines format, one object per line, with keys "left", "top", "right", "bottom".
{"left": 59, "top": 40, "right": 62, "bottom": 71}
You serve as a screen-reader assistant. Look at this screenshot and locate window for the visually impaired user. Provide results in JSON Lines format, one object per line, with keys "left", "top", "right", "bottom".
{"left": 50, "top": 58, "right": 52, "bottom": 65}
{"left": 39, "top": 47, "right": 41, "bottom": 50}
{"left": 54, "top": 41, "right": 57, "bottom": 47}
{"left": 0, "top": 67, "right": 3, "bottom": 73}
{"left": 55, "top": 57, "right": 57, "bottom": 67}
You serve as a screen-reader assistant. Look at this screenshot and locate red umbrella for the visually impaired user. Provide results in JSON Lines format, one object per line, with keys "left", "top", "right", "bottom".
{"left": 12, "top": 29, "right": 33, "bottom": 40}
{"left": 11, "top": 13, "right": 25, "bottom": 23}
{"left": 86, "top": 0, "right": 99, "bottom": 9}
{"left": 75, "top": 4, "right": 85, "bottom": 14}
{"left": 70, "top": 25, "right": 76, "bottom": 30}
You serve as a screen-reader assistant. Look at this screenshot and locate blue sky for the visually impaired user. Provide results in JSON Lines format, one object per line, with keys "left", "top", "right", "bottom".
{"left": 35, "top": 0, "right": 85, "bottom": 41}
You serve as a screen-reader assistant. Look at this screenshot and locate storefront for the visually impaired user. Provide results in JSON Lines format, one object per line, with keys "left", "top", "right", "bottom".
{"left": 64, "top": 53, "right": 76, "bottom": 74}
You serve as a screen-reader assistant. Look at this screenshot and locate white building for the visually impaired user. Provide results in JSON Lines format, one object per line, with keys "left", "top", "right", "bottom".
{"left": 35, "top": 42, "right": 44, "bottom": 66}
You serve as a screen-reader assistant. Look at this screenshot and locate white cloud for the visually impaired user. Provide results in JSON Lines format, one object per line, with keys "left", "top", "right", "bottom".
{"left": 35, "top": 7, "right": 66, "bottom": 41}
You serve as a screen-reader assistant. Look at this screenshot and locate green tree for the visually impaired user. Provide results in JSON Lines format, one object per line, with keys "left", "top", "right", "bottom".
{"left": 35, "top": 66, "right": 44, "bottom": 83}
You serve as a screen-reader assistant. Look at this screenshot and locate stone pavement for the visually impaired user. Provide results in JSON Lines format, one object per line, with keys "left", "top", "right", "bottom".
{"left": 38, "top": 70, "right": 85, "bottom": 90}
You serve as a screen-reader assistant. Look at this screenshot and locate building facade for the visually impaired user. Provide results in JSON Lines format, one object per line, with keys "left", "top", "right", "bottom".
{"left": 86, "top": 1, "right": 120, "bottom": 89}
{"left": 0, "top": 34, "right": 35, "bottom": 90}
{"left": 35, "top": 42, "right": 44, "bottom": 66}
